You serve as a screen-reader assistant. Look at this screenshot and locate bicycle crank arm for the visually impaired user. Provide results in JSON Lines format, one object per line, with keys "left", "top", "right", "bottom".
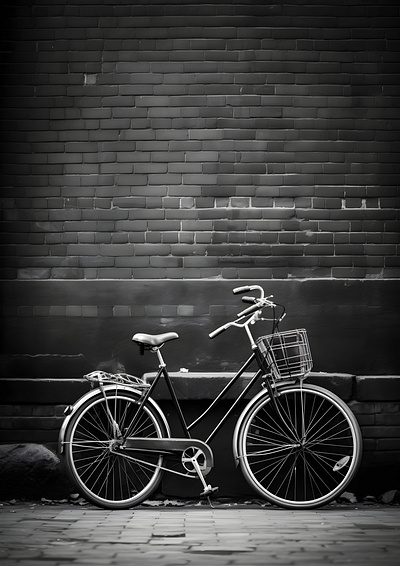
{"left": 123, "top": 437, "right": 214, "bottom": 470}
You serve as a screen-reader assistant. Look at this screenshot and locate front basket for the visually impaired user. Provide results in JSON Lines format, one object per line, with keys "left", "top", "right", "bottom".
{"left": 256, "top": 329, "right": 313, "bottom": 380}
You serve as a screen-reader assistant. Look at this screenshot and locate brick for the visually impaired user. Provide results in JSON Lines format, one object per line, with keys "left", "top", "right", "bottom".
{"left": 150, "top": 256, "right": 183, "bottom": 268}
{"left": 133, "top": 267, "right": 167, "bottom": 278}
{"left": 134, "top": 244, "right": 170, "bottom": 256}
{"left": 361, "top": 426, "right": 400, "bottom": 439}
{"left": 171, "top": 244, "right": 207, "bottom": 256}
{"left": 335, "top": 244, "right": 364, "bottom": 255}
{"left": 201, "top": 186, "right": 234, "bottom": 197}
{"left": 51, "top": 268, "right": 85, "bottom": 279}
{"left": 186, "top": 151, "right": 219, "bottom": 162}
{"left": 100, "top": 244, "right": 134, "bottom": 256}
{"left": 332, "top": 267, "right": 368, "bottom": 278}
{"left": 165, "top": 210, "right": 197, "bottom": 221}
{"left": 356, "top": 377, "right": 400, "bottom": 402}
{"left": 149, "top": 173, "right": 182, "bottom": 185}
{"left": 66, "top": 244, "right": 100, "bottom": 256}
{"left": 376, "top": 412, "right": 400, "bottom": 426}
{"left": 115, "top": 257, "right": 149, "bottom": 268}
{"left": 96, "top": 268, "right": 132, "bottom": 279}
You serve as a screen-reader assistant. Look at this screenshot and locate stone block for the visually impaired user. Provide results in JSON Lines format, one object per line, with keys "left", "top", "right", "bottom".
{"left": 356, "top": 376, "right": 400, "bottom": 402}
{"left": 306, "top": 372, "right": 354, "bottom": 401}
{"left": 143, "top": 371, "right": 261, "bottom": 401}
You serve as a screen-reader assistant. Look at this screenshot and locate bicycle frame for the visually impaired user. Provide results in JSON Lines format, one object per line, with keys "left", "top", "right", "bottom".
{"left": 109, "top": 288, "right": 284, "bottom": 479}
{"left": 122, "top": 285, "right": 282, "bottom": 450}
{"left": 125, "top": 349, "right": 264, "bottom": 447}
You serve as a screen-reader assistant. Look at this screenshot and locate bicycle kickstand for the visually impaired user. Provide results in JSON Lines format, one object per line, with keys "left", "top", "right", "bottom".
{"left": 190, "top": 456, "right": 219, "bottom": 506}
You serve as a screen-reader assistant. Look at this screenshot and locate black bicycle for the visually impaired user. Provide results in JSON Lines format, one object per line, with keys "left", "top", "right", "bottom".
{"left": 59, "top": 285, "right": 362, "bottom": 510}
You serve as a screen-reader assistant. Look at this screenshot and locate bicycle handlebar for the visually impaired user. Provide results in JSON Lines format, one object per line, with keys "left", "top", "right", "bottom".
{"left": 233, "top": 286, "right": 251, "bottom": 294}
{"left": 236, "top": 302, "right": 263, "bottom": 318}
{"left": 233, "top": 285, "right": 264, "bottom": 298}
{"left": 209, "top": 286, "right": 279, "bottom": 340}
{"left": 209, "top": 325, "right": 229, "bottom": 339}
{"left": 241, "top": 296, "right": 257, "bottom": 304}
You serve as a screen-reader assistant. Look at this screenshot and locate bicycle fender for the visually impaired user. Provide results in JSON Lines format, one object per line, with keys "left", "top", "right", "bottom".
{"left": 58, "top": 385, "right": 170, "bottom": 454}
{"left": 232, "top": 381, "right": 294, "bottom": 466}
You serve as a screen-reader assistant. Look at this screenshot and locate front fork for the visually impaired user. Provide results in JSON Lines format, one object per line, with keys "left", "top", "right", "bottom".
{"left": 263, "top": 377, "right": 305, "bottom": 443}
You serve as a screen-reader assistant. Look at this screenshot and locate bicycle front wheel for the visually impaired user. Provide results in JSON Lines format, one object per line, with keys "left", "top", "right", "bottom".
{"left": 236, "top": 383, "right": 362, "bottom": 509}
{"left": 62, "top": 389, "right": 167, "bottom": 509}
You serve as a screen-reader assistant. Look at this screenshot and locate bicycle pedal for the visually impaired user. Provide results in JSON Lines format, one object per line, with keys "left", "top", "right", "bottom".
{"left": 200, "top": 485, "right": 219, "bottom": 498}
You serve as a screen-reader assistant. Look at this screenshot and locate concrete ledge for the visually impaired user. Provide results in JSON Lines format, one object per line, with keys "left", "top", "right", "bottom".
{"left": 143, "top": 371, "right": 261, "bottom": 400}
{"left": 307, "top": 372, "right": 354, "bottom": 401}
{"left": 0, "top": 372, "right": 357, "bottom": 404}
{"left": 144, "top": 371, "right": 356, "bottom": 401}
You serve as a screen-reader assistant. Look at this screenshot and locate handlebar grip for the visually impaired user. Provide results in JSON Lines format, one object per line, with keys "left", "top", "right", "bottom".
{"left": 237, "top": 302, "right": 262, "bottom": 318}
{"left": 242, "top": 296, "right": 257, "bottom": 304}
{"left": 209, "top": 326, "right": 227, "bottom": 339}
{"left": 233, "top": 286, "right": 251, "bottom": 295}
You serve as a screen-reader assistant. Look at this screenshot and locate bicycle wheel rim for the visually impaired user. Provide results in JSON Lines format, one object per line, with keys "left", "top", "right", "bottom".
{"left": 238, "top": 385, "right": 362, "bottom": 509}
{"left": 64, "top": 392, "right": 165, "bottom": 509}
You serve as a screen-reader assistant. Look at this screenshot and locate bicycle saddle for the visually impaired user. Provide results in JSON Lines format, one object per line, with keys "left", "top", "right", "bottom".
{"left": 132, "top": 332, "right": 179, "bottom": 347}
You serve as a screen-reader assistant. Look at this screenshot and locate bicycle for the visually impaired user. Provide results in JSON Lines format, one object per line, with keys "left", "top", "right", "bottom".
{"left": 59, "top": 285, "right": 362, "bottom": 510}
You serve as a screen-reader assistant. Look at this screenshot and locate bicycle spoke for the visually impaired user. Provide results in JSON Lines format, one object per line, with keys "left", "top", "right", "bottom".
{"left": 245, "top": 443, "right": 300, "bottom": 457}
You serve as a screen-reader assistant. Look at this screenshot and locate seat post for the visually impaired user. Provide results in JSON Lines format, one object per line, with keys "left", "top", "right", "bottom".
{"left": 155, "top": 347, "right": 166, "bottom": 368}
{"left": 153, "top": 344, "right": 191, "bottom": 439}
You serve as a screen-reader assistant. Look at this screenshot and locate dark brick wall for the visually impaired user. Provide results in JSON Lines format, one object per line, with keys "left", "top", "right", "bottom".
{"left": 1, "top": 0, "right": 399, "bottom": 281}
{"left": 0, "top": 3, "right": 399, "bottom": 382}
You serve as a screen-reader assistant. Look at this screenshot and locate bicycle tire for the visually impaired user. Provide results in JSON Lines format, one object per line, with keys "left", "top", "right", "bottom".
{"left": 236, "top": 383, "right": 362, "bottom": 509}
{"left": 62, "top": 389, "right": 167, "bottom": 509}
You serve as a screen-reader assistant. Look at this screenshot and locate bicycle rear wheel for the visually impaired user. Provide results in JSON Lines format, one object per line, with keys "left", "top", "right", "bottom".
{"left": 62, "top": 389, "right": 167, "bottom": 509}
{"left": 236, "top": 383, "right": 362, "bottom": 509}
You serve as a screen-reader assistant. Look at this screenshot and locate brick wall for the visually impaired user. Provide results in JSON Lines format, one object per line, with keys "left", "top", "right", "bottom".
{"left": 1, "top": 0, "right": 399, "bottom": 282}
{"left": 1, "top": 3, "right": 400, "bottom": 379}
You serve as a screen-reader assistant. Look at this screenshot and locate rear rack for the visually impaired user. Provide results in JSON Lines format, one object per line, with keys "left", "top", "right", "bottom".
{"left": 84, "top": 371, "right": 150, "bottom": 389}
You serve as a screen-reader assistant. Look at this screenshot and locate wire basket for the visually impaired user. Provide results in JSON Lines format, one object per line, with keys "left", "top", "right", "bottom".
{"left": 256, "top": 329, "right": 313, "bottom": 380}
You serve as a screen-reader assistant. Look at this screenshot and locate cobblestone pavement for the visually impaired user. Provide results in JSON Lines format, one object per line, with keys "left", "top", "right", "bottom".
{"left": 0, "top": 501, "right": 399, "bottom": 566}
